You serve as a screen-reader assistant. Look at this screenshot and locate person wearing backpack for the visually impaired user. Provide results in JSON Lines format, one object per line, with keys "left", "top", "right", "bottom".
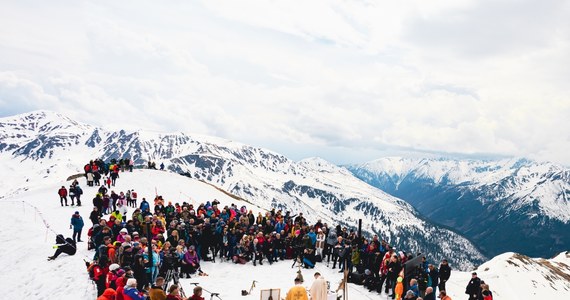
{"left": 89, "top": 259, "right": 108, "bottom": 297}
{"left": 75, "top": 184, "right": 83, "bottom": 206}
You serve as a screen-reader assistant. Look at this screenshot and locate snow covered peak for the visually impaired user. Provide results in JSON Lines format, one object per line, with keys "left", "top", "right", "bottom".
{"left": 472, "top": 252, "right": 570, "bottom": 299}
{"left": 351, "top": 156, "right": 570, "bottom": 222}
{"left": 0, "top": 110, "right": 486, "bottom": 270}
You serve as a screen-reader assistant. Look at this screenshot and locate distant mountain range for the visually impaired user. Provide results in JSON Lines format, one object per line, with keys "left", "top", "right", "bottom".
{"left": 0, "top": 110, "right": 485, "bottom": 270}
{"left": 348, "top": 157, "right": 570, "bottom": 258}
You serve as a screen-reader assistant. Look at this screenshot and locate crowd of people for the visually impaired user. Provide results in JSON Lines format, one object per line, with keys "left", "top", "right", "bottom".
{"left": 51, "top": 158, "right": 493, "bottom": 300}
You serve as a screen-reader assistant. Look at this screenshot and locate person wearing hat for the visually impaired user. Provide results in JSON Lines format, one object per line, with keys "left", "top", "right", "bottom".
{"left": 465, "top": 272, "right": 481, "bottom": 300}
{"left": 105, "top": 264, "right": 121, "bottom": 290}
{"left": 315, "top": 228, "right": 325, "bottom": 260}
{"left": 96, "top": 288, "right": 116, "bottom": 300}
{"left": 286, "top": 276, "right": 308, "bottom": 300}
{"left": 394, "top": 276, "right": 404, "bottom": 300}
{"left": 70, "top": 211, "right": 84, "bottom": 242}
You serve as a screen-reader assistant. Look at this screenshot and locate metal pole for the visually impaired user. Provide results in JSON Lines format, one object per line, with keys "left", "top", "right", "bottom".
{"left": 146, "top": 221, "right": 153, "bottom": 279}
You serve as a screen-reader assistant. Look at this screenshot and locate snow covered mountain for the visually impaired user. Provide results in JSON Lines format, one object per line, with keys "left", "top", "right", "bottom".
{"left": 347, "top": 157, "right": 570, "bottom": 258}
{"left": 0, "top": 110, "right": 486, "bottom": 270}
{"left": 444, "top": 251, "right": 570, "bottom": 300}
{"left": 1, "top": 164, "right": 568, "bottom": 299}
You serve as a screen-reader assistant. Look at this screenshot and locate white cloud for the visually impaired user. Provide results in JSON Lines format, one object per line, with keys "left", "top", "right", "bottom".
{"left": 0, "top": 0, "right": 569, "bottom": 165}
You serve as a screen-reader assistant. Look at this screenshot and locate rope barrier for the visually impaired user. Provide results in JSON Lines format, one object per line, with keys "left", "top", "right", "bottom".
{"left": 1, "top": 200, "right": 59, "bottom": 237}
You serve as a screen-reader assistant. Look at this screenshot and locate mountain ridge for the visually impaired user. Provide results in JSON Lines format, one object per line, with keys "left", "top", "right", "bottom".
{"left": 0, "top": 110, "right": 486, "bottom": 270}
{"left": 348, "top": 156, "right": 570, "bottom": 258}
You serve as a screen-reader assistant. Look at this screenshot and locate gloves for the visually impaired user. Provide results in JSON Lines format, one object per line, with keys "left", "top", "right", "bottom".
{"left": 53, "top": 245, "right": 59, "bottom": 249}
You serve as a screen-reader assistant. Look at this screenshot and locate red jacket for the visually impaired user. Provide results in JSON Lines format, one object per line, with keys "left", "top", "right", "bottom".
{"left": 58, "top": 188, "right": 67, "bottom": 197}
{"left": 115, "top": 277, "right": 125, "bottom": 300}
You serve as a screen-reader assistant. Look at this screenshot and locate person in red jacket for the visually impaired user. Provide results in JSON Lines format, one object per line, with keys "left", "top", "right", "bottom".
{"left": 91, "top": 261, "right": 108, "bottom": 297}
{"left": 166, "top": 284, "right": 188, "bottom": 300}
{"left": 188, "top": 286, "right": 205, "bottom": 300}
{"left": 58, "top": 186, "right": 68, "bottom": 206}
{"left": 115, "top": 276, "right": 126, "bottom": 300}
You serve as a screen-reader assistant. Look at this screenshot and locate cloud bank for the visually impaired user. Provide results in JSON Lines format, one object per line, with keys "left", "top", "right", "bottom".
{"left": 1, "top": 0, "right": 569, "bottom": 165}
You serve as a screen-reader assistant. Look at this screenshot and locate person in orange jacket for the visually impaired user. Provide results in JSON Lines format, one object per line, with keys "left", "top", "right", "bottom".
{"left": 97, "top": 288, "right": 116, "bottom": 300}
{"left": 395, "top": 276, "right": 404, "bottom": 300}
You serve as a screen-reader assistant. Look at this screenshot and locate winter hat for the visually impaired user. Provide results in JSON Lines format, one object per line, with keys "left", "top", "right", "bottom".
{"left": 74, "top": 211, "right": 80, "bottom": 215}
{"left": 397, "top": 277, "right": 403, "bottom": 283}
{"left": 132, "top": 231, "right": 139, "bottom": 236}
{"left": 126, "top": 278, "right": 137, "bottom": 287}
{"left": 116, "top": 269, "right": 125, "bottom": 277}
{"left": 120, "top": 228, "right": 128, "bottom": 234}
{"left": 109, "top": 263, "right": 120, "bottom": 271}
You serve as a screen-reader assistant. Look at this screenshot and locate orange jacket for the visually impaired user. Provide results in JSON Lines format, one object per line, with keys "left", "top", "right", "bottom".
{"left": 97, "top": 288, "right": 116, "bottom": 300}
{"left": 395, "top": 282, "right": 404, "bottom": 300}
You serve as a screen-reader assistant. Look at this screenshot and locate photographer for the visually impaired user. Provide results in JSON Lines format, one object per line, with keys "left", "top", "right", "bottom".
{"left": 159, "top": 243, "right": 179, "bottom": 278}
{"left": 302, "top": 248, "right": 316, "bottom": 268}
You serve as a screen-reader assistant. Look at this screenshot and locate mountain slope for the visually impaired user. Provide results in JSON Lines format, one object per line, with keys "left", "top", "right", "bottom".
{"left": 0, "top": 111, "right": 485, "bottom": 269}
{"left": 348, "top": 157, "right": 570, "bottom": 258}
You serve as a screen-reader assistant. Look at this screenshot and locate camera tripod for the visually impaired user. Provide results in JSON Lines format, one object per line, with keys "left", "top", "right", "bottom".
{"left": 164, "top": 268, "right": 186, "bottom": 298}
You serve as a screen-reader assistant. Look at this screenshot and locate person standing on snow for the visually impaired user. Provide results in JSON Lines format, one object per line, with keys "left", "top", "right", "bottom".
{"left": 286, "top": 277, "right": 308, "bottom": 300}
{"left": 69, "top": 184, "right": 76, "bottom": 206}
{"left": 70, "top": 211, "right": 84, "bottom": 242}
{"left": 58, "top": 186, "right": 68, "bottom": 206}
{"left": 309, "top": 272, "right": 327, "bottom": 300}
{"left": 439, "top": 259, "right": 451, "bottom": 292}
{"left": 465, "top": 272, "right": 481, "bottom": 300}
{"left": 74, "top": 184, "right": 83, "bottom": 206}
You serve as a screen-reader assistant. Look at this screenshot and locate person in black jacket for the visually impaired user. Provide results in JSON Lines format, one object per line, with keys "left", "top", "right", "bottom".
{"left": 387, "top": 254, "right": 402, "bottom": 299}
{"left": 48, "top": 234, "right": 76, "bottom": 260}
{"left": 465, "top": 272, "right": 481, "bottom": 300}
{"left": 90, "top": 207, "right": 100, "bottom": 225}
{"left": 438, "top": 259, "right": 451, "bottom": 292}
{"left": 423, "top": 287, "right": 436, "bottom": 300}
{"left": 93, "top": 194, "right": 103, "bottom": 217}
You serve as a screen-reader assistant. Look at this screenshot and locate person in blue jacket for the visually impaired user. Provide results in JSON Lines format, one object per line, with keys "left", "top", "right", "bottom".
{"left": 70, "top": 211, "right": 85, "bottom": 242}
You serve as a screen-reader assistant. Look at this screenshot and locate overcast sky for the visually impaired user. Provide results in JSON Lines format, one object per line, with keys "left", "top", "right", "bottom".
{"left": 1, "top": 0, "right": 569, "bottom": 165}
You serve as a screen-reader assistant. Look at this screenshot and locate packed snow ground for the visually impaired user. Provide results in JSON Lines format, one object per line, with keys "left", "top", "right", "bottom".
{"left": 1, "top": 169, "right": 569, "bottom": 299}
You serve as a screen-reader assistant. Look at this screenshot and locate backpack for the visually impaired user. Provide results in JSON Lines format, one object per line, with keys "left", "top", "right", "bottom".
{"left": 87, "top": 263, "right": 98, "bottom": 280}
{"left": 76, "top": 186, "right": 83, "bottom": 195}
{"left": 132, "top": 192, "right": 137, "bottom": 199}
